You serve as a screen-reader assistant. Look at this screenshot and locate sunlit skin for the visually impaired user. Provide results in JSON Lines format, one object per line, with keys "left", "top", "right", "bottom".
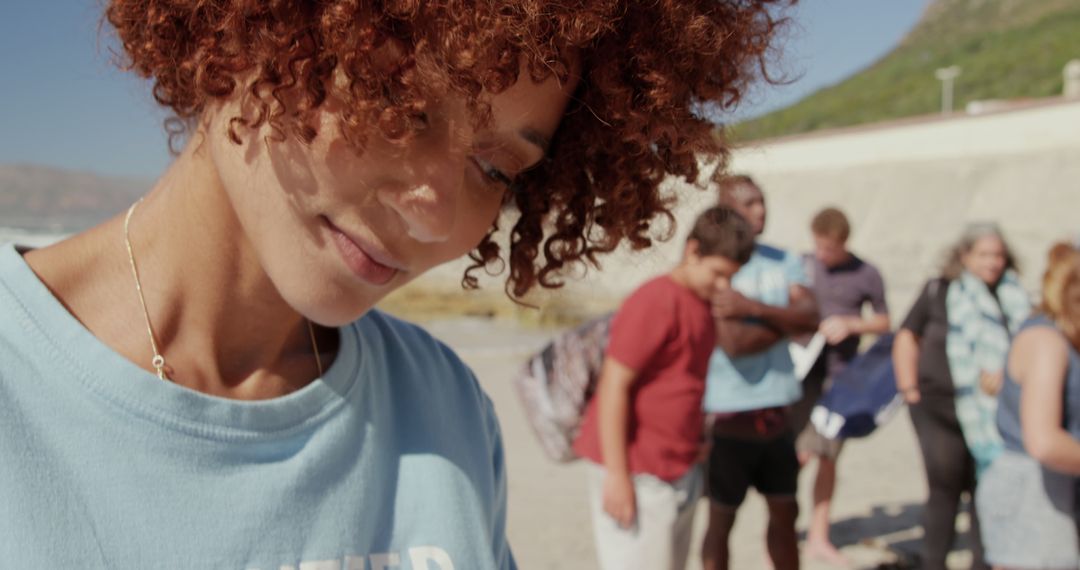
{"left": 813, "top": 234, "right": 851, "bottom": 269}
{"left": 1010, "top": 274, "right": 1080, "bottom": 477}
{"left": 722, "top": 183, "right": 766, "bottom": 236}
{"left": 23, "top": 69, "right": 579, "bottom": 400}
{"left": 671, "top": 242, "right": 743, "bottom": 303}
{"left": 962, "top": 234, "right": 1008, "bottom": 286}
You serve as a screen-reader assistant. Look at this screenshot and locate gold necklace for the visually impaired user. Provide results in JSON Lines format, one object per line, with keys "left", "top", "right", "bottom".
{"left": 122, "top": 199, "right": 323, "bottom": 382}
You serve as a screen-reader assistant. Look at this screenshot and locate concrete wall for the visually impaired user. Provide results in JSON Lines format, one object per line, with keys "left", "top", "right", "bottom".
{"left": 727, "top": 98, "right": 1080, "bottom": 316}
{"left": 403, "top": 98, "right": 1080, "bottom": 322}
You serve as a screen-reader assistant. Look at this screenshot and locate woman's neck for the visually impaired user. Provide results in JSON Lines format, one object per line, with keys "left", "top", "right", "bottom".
{"left": 24, "top": 140, "right": 334, "bottom": 399}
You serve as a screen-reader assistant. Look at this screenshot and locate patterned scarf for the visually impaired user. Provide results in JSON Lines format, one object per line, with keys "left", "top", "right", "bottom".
{"left": 946, "top": 269, "right": 1031, "bottom": 477}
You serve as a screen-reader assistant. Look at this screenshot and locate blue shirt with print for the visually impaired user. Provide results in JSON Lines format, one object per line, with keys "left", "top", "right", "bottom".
{"left": 704, "top": 243, "right": 809, "bottom": 413}
{"left": 0, "top": 243, "right": 515, "bottom": 570}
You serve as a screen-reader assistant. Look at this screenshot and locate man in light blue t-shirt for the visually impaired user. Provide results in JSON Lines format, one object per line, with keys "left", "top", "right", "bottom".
{"left": 700, "top": 175, "right": 820, "bottom": 570}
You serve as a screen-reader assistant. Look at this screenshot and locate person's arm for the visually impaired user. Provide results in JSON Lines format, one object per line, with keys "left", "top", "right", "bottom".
{"left": 594, "top": 281, "right": 676, "bottom": 527}
{"left": 820, "top": 265, "right": 891, "bottom": 345}
{"left": 893, "top": 329, "right": 922, "bottom": 404}
{"left": 596, "top": 356, "right": 638, "bottom": 528}
{"left": 1014, "top": 327, "right": 1080, "bottom": 475}
{"left": 712, "top": 284, "right": 820, "bottom": 337}
{"left": 714, "top": 318, "right": 783, "bottom": 357}
{"left": 894, "top": 281, "right": 935, "bottom": 404}
{"left": 819, "top": 312, "right": 891, "bottom": 345}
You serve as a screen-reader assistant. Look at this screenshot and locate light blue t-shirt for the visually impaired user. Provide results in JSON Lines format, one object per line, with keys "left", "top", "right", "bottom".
{"left": 703, "top": 243, "right": 809, "bottom": 413}
{"left": 0, "top": 243, "right": 515, "bottom": 570}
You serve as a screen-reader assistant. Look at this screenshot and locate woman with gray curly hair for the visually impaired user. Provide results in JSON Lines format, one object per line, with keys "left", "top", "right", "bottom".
{"left": 893, "top": 222, "right": 1031, "bottom": 570}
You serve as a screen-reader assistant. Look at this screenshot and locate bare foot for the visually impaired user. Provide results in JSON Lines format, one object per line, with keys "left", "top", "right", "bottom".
{"left": 804, "top": 540, "right": 851, "bottom": 568}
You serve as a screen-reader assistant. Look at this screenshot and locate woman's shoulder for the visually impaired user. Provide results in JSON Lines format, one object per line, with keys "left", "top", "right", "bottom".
{"left": 915, "top": 277, "right": 951, "bottom": 305}
{"left": 1012, "top": 318, "right": 1069, "bottom": 356}
{"left": 626, "top": 275, "right": 679, "bottom": 302}
{"left": 1013, "top": 315, "right": 1066, "bottom": 341}
{"left": 1019, "top": 313, "right": 1055, "bottom": 329}
{"left": 926, "top": 276, "right": 949, "bottom": 291}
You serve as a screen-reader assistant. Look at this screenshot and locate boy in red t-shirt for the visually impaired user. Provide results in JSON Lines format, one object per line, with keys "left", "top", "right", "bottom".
{"left": 573, "top": 206, "right": 756, "bottom": 570}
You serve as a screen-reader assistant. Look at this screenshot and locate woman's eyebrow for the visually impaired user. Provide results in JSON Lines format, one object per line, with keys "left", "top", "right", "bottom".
{"left": 519, "top": 127, "right": 550, "bottom": 153}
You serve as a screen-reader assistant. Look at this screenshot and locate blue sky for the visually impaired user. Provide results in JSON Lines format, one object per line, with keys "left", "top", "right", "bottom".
{"left": 0, "top": 0, "right": 927, "bottom": 179}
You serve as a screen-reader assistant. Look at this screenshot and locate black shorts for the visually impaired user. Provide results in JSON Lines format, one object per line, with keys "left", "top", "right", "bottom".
{"left": 706, "top": 430, "right": 799, "bottom": 507}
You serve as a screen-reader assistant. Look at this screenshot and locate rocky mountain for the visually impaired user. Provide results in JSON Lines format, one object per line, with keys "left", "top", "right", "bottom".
{"left": 0, "top": 164, "right": 149, "bottom": 232}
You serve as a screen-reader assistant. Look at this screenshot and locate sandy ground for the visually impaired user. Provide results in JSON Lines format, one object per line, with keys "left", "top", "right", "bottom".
{"left": 423, "top": 317, "right": 980, "bottom": 570}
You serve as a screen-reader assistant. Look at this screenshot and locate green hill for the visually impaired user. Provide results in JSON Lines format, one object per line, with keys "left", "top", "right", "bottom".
{"left": 734, "top": 0, "right": 1080, "bottom": 141}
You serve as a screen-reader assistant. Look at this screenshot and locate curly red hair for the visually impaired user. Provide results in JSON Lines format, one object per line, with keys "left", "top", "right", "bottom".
{"left": 105, "top": 0, "right": 790, "bottom": 299}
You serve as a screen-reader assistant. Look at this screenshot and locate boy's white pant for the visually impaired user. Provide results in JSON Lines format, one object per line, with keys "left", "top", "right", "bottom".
{"left": 586, "top": 462, "right": 703, "bottom": 570}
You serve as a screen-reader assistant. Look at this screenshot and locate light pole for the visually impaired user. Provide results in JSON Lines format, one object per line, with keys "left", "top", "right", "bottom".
{"left": 935, "top": 65, "right": 962, "bottom": 115}
{"left": 1065, "top": 59, "right": 1080, "bottom": 98}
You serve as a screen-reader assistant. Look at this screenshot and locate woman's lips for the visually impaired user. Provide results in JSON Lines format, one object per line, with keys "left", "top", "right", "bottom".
{"left": 325, "top": 220, "right": 400, "bottom": 286}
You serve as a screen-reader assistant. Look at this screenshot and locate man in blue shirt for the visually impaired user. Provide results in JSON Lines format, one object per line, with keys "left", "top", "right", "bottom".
{"left": 701, "top": 175, "right": 820, "bottom": 570}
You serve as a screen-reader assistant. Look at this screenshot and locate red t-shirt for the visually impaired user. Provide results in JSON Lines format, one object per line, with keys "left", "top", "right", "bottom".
{"left": 572, "top": 275, "right": 716, "bottom": 482}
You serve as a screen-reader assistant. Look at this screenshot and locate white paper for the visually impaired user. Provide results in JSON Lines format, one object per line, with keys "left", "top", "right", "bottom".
{"left": 790, "top": 332, "right": 826, "bottom": 381}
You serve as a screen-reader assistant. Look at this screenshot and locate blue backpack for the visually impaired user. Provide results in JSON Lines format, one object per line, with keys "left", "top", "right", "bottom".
{"left": 810, "top": 333, "right": 903, "bottom": 440}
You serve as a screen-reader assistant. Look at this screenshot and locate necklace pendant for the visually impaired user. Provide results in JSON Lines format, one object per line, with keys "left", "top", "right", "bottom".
{"left": 151, "top": 355, "right": 168, "bottom": 381}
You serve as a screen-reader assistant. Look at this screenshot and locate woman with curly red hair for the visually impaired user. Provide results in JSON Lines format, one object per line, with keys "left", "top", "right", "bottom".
{"left": 0, "top": 1, "right": 786, "bottom": 567}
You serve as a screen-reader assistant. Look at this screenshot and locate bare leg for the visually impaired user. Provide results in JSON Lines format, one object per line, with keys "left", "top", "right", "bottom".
{"left": 804, "top": 455, "right": 849, "bottom": 566}
{"left": 797, "top": 450, "right": 812, "bottom": 467}
{"left": 702, "top": 502, "right": 738, "bottom": 570}
{"left": 765, "top": 496, "right": 799, "bottom": 570}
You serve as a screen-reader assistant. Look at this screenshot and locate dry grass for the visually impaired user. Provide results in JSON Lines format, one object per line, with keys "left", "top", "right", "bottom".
{"left": 376, "top": 282, "right": 616, "bottom": 328}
